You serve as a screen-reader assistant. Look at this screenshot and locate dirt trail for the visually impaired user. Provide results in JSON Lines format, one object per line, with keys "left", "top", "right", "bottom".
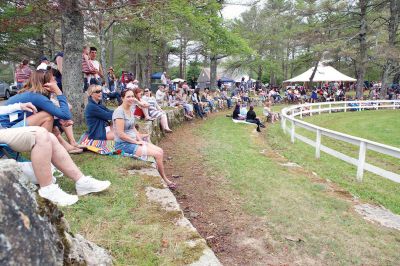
{"left": 159, "top": 117, "right": 289, "bottom": 265}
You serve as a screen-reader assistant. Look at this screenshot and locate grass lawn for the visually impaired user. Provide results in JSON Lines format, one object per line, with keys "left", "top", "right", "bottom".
{"left": 269, "top": 109, "right": 400, "bottom": 214}
{"left": 193, "top": 113, "right": 400, "bottom": 264}
{"left": 57, "top": 127, "right": 204, "bottom": 265}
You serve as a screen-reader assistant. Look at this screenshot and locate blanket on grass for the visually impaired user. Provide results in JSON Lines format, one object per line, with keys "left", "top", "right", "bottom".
{"left": 78, "top": 133, "right": 155, "bottom": 163}
{"left": 232, "top": 119, "right": 257, "bottom": 125}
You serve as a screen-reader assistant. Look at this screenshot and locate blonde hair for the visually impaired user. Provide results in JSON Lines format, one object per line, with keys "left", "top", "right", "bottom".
{"left": 19, "top": 70, "right": 53, "bottom": 97}
{"left": 87, "top": 84, "right": 102, "bottom": 96}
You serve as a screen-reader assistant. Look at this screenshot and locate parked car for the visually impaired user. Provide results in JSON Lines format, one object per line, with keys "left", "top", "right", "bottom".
{"left": 0, "top": 81, "right": 19, "bottom": 99}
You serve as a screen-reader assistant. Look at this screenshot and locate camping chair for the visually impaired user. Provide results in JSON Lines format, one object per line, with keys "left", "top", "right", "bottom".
{"left": 0, "top": 143, "right": 21, "bottom": 161}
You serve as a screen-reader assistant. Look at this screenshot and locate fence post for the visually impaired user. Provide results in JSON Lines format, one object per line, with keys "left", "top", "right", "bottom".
{"left": 310, "top": 105, "right": 313, "bottom": 116}
{"left": 319, "top": 104, "right": 321, "bottom": 114}
{"left": 393, "top": 101, "right": 396, "bottom": 110}
{"left": 344, "top": 102, "right": 347, "bottom": 112}
{"left": 356, "top": 141, "right": 366, "bottom": 182}
{"left": 300, "top": 107, "right": 303, "bottom": 119}
{"left": 281, "top": 117, "right": 286, "bottom": 133}
{"left": 329, "top": 103, "right": 332, "bottom": 113}
{"left": 291, "top": 121, "right": 295, "bottom": 143}
{"left": 315, "top": 129, "right": 321, "bottom": 159}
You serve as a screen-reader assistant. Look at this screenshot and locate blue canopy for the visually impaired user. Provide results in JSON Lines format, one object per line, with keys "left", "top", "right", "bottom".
{"left": 151, "top": 72, "right": 162, "bottom": 79}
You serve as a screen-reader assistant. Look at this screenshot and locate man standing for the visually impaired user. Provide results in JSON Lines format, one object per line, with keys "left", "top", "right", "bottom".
{"left": 88, "top": 47, "right": 103, "bottom": 87}
{"left": 15, "top": 59, "right": 32, "bottom": 89}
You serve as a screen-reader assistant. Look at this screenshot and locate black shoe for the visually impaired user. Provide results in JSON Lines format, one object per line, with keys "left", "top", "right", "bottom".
{"left": 257, "top": 127, "right": 261, "bottom": 132}
{"left": 260, "top": 124, "right": 266, "bottom": 128}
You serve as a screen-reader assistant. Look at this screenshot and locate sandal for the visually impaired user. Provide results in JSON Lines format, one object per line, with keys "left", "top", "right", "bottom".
{"left": 167, "top": 183, "right": 177, "bottom": 190}
{"left": 67, "top": 148, "right": 83, "bottom": 154}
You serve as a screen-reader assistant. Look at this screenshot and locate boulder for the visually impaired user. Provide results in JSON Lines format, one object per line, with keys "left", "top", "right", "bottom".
{"left": 0, "top": 159, "right": 113, "bottom": 266}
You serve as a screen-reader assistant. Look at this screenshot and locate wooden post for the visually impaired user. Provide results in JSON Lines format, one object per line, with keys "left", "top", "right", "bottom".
{"left": 300, "top": 107, "right": 303, "bottom": 119}
{"left": 344, "top": 102, "right": 347, "bottom": 112}
{"left": 329, "top": 103, "right": 332, "bottom": 113}
{"left": 356, "top": 141, "right": 367, "bottom": 182}
{"left": 319, "top": 104, "right": 321, "bottom": 114}
{"left": 315, "top": 129, "right": 321, "bottom": 159}
{"left": 281, "top": 117, "right": 286, "bottom": 133}
{"left": 291, "top": 121, "right": 295, "bottom": 143}
{"left": 310, "top": 105, "right": 313, "bottom": 116}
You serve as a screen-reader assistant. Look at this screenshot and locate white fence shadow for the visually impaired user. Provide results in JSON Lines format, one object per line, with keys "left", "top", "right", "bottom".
{"left": 281, "top": 100, "right": 400, "bottom": 183}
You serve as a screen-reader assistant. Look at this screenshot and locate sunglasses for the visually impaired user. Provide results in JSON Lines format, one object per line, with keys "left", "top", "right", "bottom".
{"left": 93, "top": 90, "right": 102, "bottom": 94}
{"left": 144, "top": 90, "right": 149, "bottom": 92}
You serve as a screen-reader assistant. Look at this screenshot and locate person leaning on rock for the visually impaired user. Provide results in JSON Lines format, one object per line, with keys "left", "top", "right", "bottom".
{"left": 0, "top": 102, "right": 111, "bottom": 206}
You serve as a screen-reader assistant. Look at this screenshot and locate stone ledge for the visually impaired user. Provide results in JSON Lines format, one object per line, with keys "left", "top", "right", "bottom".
{"left": 137, "top": 108, "right": 185, "bottom": 144}
{"left": 129, "top": 167, "right": 221, "bottom": 266}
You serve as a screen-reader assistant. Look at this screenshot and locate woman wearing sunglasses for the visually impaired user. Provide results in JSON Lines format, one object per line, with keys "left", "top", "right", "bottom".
{"left": 84, "top": 84, "right": 114, "bottom": 140}
{"left": 113, "top": 89, "right": 177, "bottom": 190}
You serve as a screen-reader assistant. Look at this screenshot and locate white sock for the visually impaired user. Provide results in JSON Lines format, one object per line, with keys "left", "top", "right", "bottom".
{"left": 76, "top": 175, "right": 88, "bottom": 185}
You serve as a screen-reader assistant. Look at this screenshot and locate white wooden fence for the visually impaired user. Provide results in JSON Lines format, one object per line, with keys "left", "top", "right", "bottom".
{"left": 280, "top": 100, "right": 400, "bottom": 183}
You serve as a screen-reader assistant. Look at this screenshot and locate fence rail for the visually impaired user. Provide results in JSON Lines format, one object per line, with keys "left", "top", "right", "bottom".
{"left": 280, "top": 100, "right": 400, "bottom": 183}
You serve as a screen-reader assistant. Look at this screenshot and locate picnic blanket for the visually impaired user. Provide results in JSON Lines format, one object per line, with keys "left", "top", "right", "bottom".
{"left": 232, "top": 119, "right": 257, "bottom": 125}
{"left": 78, "top": 133, "right": 156, "bottom": 163}
{"left": 78, "top": 133, "right": 117, "bottom": 155}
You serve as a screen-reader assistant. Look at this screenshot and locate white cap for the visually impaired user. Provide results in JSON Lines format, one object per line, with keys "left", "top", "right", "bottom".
{"left": 36, "top": 62, "right": 48, "bottom": 71}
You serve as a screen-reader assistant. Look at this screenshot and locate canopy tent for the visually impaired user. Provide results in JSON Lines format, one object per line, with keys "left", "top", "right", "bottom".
{"left": 171, "top": 78, "right": 185, "bottom": 83}
{"left": 151, "top": 72, "right": 162, "bottom": 79}
{"left": 284, "top": 65, "right": 356, "bottom": 83}
{"left": 220, "top": 76, "right": 235, "bottom": 83}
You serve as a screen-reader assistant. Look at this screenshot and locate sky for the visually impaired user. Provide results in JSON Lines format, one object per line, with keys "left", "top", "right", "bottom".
{"left": 221, "top": 1, "right": 260, "bottom": 20}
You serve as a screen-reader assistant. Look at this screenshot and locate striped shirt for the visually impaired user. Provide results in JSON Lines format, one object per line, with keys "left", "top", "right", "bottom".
{"left": 82, "top": 54, "right": 96, "bottom": 75}
{"left": 15, "top": 65, "right": 32, "bottom": 82}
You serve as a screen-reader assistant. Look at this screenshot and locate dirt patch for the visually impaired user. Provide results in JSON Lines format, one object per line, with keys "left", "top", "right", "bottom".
{"left": 159, "top": 116, "right": 290, "bottom": 265}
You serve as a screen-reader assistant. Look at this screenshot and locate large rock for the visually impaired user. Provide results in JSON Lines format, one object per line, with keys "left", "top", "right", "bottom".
{"left": 0, "top": 159, "right": 113, "bottom": 266}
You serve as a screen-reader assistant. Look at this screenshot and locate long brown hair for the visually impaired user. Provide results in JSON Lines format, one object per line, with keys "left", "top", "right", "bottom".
{"left": 133, "top": 88, "right": 143, "bottom": 100}
{"left": 19, "top": 70, "right": 53, "bottom": 97}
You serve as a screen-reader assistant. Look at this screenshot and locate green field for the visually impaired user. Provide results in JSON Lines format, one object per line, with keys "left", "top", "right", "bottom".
{"left": 303, "top": 109, "right": 400, "bottom": 148}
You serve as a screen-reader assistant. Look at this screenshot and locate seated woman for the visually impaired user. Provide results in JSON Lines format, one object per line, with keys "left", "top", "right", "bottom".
{"left": 232, "top": 102, "right": 246, "bottom": 120}
{"left": 1, "top": 70, "right": 82, "bottom": 153}
{"left": 263, "top": 101, "right": 279, "bottom": 123}
{"left": 175, "top": 88, "right": 194, "bottom": 120}
{"left": 85, "top": 84, "right": 114, "bottom": 140}
{"left": 132, "top": 88, "right": 155, "bottom": 121}
{"left": 246, "top": 105, "right": 265, "bottom": 132}
{"left": 142, "top": 88, "right": 172, "bottom": 133}
{"left": 113, "top": 89, "right": 177, "bottom": 189}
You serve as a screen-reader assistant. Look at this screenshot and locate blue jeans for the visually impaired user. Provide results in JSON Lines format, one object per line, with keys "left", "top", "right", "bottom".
{"left": 193, "top": 103, "right": 203, "bottom": 118}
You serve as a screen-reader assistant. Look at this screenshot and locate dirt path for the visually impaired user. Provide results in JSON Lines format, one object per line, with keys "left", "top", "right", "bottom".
{"left": 159, "top": 116, "right": 288, "bottom": 265}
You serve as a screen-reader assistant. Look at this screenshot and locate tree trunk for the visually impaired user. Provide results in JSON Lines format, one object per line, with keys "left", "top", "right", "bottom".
{"left": 179, "top": 36, "right": 183, "bottom": 79}
{"left": 355, "top": 0, "right": 368, "bottom": 100}
{"left": 108, "top": 24, "right": 114, "bottom": 68}
{"left": 183, "top": 38, "right": 187, "bottom": 80}
{"left": 257, "top": 64, "right": 263, "bottom": 81}
{"left": 210, "top": 56, "right": 218, "bottom": 90}
{"left": 145, "top": 45, "right": 152, "bottom": 88}
{"left": 61, "top": 0, "right": 84, "bottom": 125}
{"left": 98, "top": 12, "right": 107, "bottom": 87}
{"left": 380, "top": 0, "right": 399, "bottom": 99}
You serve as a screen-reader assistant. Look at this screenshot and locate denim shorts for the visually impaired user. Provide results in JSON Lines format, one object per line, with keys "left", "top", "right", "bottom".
{"left": 115, "top": 141, "right": 139, "bottom": 155}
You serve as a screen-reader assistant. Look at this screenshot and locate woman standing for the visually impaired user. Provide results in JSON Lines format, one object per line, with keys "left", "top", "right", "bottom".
{"left": 113, "top": 89, "right": 177, "bottom": 189}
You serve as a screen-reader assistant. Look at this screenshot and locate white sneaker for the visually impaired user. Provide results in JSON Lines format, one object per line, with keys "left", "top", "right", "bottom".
{"left": 38, "top": 184, "right": 79, "bottom": 206}
{"left": 75, "top": 176, "right": 111, "bottom": 196}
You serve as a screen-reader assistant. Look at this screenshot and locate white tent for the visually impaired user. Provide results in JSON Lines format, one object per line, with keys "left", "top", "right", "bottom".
{"left": 284, "top": 65, "right": 356, "bottom": 83}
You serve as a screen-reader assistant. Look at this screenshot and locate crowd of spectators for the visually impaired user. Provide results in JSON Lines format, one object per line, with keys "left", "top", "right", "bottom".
{"left": 5, "top": 51, "right": 400, "bottom": 206}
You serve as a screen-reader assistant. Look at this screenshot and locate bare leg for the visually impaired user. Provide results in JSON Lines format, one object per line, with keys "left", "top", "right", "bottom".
{"left": 48, "top": 133, "right": 83, "bottom": 181}
{"left": 142, "top": 107, "right": 151, "bottom": 119}
{"left": 135, "top": 143, "right": 173, "bottom": 185}
{"left": 26, "top": 111, "right": 54, "bottom": 132}
{"left": 106, "top": 130, "right": 114, "bottom": 140}
{"left": 53, "top": 127, "right": 81, "bottom": 152}
{"left": 160, "top": 114, "right": 172, "bottom": 131}
{"left": 62, "top": 125, "right": 78, "bottom": 146}
{"left": 30, "top": 128, "right": 54, "bottom": 187}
